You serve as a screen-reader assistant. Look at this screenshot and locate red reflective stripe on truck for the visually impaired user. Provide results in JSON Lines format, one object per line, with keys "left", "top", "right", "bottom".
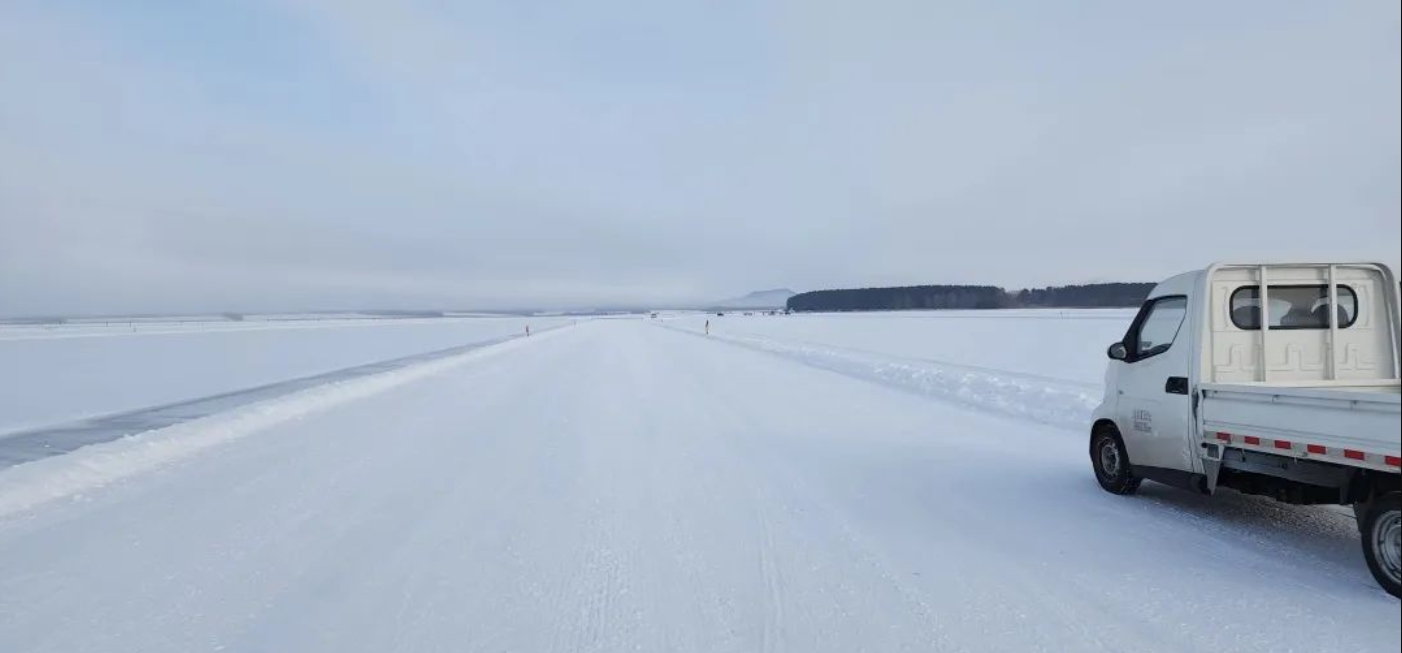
{"left": 1306, "top": 444, "right": 1327, "bottom": 455}
{"left": 1344, "top": 450, "right": 1366, "bottom": 461}
{"left": 1243, "top": 436, "right": 1261, "bottom": 446}
{"left": 1273, "top": 440, "right": 1293, "bottom": 450}
{"left": 1216, "top": 432, "right": 1232, "bottom": 442}
{"left": 1386, "top": 456, "right": 1401, "bottom": 467}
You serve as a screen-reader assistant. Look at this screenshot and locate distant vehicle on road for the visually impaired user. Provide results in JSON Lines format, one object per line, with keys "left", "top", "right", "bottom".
{"left": 1090, "top": 262, "right": 1401, "bottom": 597}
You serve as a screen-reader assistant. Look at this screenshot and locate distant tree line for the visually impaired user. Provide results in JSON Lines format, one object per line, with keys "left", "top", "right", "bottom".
{"left": 1013, "top": 283, "right": 1155, "bottom": 308}
{"left": 786, "top": 282, "right": 1154, "bottom": 312}
{"left": 786, "top": 285, "right": 1005, "bottom": 312}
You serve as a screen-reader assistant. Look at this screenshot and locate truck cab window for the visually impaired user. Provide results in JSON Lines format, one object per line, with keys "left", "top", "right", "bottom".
{"left": 1230, "top": 285, "right": 1357, "bottom": 330}
{"left": 1131, "top": 296, "right": 1188, "bottom": 359}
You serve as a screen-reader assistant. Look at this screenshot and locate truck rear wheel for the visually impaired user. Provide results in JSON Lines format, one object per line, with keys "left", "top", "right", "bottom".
{"left": 1361, "top": 492, "right": 1401, "bottom": 598}
{"left": 1091, "top": 425, "right": 1141, "bottom": 495}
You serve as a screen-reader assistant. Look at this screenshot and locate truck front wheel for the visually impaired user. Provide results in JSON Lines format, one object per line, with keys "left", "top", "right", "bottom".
{"left": 1361, "top": 492, "right": 1401, "bottom": 598}
{"left": 1091, "top": 425, "right": 1141, "bottom": 495}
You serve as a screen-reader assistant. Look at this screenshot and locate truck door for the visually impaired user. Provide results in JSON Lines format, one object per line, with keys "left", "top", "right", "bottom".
{"left": 1114, "top": 296, "right": 1197, "bottom": 474}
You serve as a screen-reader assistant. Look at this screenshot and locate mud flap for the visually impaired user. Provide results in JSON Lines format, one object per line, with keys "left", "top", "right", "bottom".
{"left": 1202, "top": 458, "right": 1221, "bottom": 494}
{"left": 1200, "top": 442, "right": 1223, "bottom": 494}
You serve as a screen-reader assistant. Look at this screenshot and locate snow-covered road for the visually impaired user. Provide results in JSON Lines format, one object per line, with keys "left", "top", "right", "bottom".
{"left": 0, "top": 319, "right": 1395, "bottom": 652}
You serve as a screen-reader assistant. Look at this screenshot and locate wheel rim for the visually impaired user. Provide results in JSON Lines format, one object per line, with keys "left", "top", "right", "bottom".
{"left": 1098, "top": 439, "right": 1122, "bottom": 478}
{"left": 1374, "top": 509, "right": 1401, "bottom": 586}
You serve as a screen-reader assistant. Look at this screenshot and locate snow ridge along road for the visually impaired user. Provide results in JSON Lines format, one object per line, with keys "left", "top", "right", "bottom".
{"left": 0, "top": 318, "right": 1395, "bottom": 652}
{"left": 0, "top": 334, "right": 531, "bottom": 471}
{"left": 0, "top": 315, "right": 564, "bottom": 436}
{"left": 0, "top": 326, "right": 567, "bottom": 519}
{"left": 664, "top": 323, "right": 1100, "bottom": 430}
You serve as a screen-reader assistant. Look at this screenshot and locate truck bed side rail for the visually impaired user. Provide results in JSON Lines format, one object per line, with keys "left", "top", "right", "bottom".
{"left": 1200, "top": 383, "right": 1401, "bottom": 473}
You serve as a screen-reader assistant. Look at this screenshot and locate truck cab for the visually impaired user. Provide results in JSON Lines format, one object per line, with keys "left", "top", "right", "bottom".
{"left": 1090, "top": 262, "right": 1402, "bottom": 596}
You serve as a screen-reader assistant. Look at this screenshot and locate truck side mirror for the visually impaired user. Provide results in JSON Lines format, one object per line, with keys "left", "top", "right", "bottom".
{"left": 1107, "top": 342, "right": 1128, "bottom": 361}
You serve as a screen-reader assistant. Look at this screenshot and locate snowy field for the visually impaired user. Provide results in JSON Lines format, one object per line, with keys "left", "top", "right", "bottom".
{"left": 0, "top": 316, "right": 566, "bottom": 435}
{"left": 0, "top": 311, "right": 1396, "bottom": 652}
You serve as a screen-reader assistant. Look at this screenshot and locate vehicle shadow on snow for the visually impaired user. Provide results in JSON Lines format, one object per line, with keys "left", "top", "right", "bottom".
{"left": 1069, "top": 473, "right": 1389, "bottom": 598}
{"left": 840, "top": 445, "right": 1380, "bottom": 598}
{"left": 1128, "top": 480, "right": 1361, "bottom": 557}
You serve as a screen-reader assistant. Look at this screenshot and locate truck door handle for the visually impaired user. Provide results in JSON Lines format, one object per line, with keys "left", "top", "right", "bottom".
{"left": 1165, "top": 376, "right": 1189, "bottom": 395}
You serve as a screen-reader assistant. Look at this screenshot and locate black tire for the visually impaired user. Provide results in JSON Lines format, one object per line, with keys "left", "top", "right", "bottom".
{"left": 1360, "top": 492, "right": 1401, "bottom": 599}
{"left": 1090, "top": 425, "right": 1142, "bottom": 495}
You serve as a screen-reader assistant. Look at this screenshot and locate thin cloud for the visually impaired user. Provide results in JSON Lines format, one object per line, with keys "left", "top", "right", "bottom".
{"left": 1, "top": 1, "right": 1398, "bottom": 316}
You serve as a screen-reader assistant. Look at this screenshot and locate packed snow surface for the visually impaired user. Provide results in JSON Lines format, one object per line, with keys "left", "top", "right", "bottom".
{"left": 0, "top": 313, "right": 1395, "bottom": 652}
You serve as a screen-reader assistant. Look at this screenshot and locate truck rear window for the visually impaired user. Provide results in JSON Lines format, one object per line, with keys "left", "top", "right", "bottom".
{"left": 1229, "top": 285, "right": 1357, "bottom": 330}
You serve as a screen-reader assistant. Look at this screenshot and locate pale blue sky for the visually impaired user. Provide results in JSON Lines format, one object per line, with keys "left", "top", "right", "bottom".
{"left": 2, "top": 1, "right": 1399, "bottom": 314}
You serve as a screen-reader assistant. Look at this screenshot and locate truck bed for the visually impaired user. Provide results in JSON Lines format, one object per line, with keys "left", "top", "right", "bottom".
{"left": 1200, "top": 381, "right": 1402, "bottom": 472}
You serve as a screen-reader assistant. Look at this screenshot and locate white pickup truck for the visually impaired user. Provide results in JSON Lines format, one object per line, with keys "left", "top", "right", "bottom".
{"left": 1090, "top": 262, "right": 1401, "bottom": 597}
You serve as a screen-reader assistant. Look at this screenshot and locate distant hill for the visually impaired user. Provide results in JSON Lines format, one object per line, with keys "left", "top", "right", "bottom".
{"left": 787, "top": 283, "right": 1153, "bottom": 312}
{"left": 713, "top": 289, "right": 796, "bottom": 309}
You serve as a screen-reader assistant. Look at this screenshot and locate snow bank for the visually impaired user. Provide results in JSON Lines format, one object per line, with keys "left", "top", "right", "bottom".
{"left": 672, "top": 326, "right": 1102, "bottom": 430}
{"left": 0, "top": 330, "right": 556, "bottom": 518}
{"left": 0, "top": 316, "right": 566, "bottom": 434}
{"left": 670, "top": 309, "right": 1131, "bottom": 385}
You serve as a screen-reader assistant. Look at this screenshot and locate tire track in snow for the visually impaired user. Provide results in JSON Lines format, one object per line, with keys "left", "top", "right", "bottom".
{"left": 755, "top": 489, "right": 786, "bottom": 653}
{"left": 662, "top": 325, "right": 1100, "bottom": 431}
{"left": 547, "top": 325, "right": 652, "bottom": 653}
{"left": 658, "top": 325, "right": 1199, "bottom": 652}
{"left": 654, "top": 328, "right": 970, "bottom": 651}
